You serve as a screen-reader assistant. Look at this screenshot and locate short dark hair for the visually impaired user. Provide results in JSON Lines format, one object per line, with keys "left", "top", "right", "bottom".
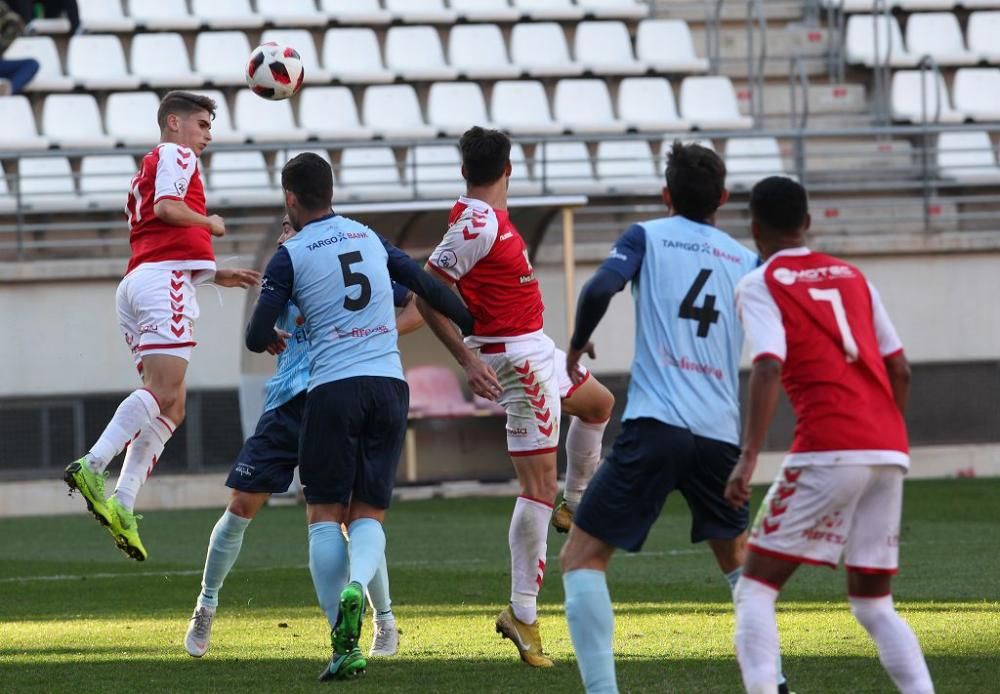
{"left": 281, "top": 152, "right": 333, "bottom": 211}
{"left": 665, "top": 141, "right": 726, "bottom": 222}
{"left": 157, "top": 91, "right": 216, "bottom": 131}
{"left": 459, "top": 126, "right": 511, "bottom": 186}
{"left": 750, "top": 176, "right": 809, "bottom": 237}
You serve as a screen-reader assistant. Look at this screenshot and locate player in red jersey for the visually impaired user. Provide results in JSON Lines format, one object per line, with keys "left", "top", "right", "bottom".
{"left": 725, "top": 177, "right": 934, "bottom": 694}
{"left": 64, "top": 91, "right": 260, "bottom": 562}
{"left": 413, "top": 127, "right": 615, "bottom": 668}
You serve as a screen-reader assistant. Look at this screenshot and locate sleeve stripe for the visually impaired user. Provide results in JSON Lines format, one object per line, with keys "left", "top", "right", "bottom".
{"left": 882, "top": 347, "right": 905, "bottom": 360}
{"left": 152, "top": 195, "right": 184, "bottom": 203}
{"left": 426, "top": 262, "right": 457, "bottom": 284}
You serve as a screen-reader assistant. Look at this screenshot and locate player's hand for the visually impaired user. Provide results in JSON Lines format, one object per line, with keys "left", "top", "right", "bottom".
{"left": 214, "top": 267, "right": 261, "bottom": 289}
{"left": 464, "top": 358, "right": 503, "bottom": 401}
{"left": 725, "top": 455, "right": 755, "bottom": 509}
{"left": 266, "top": 329, "right": 291, "bottom": 355}
{"left": 566, "top": 342, "right": 595, "bottom": 386}
{"left": 207, "top": 214, "right": 226, "bottom": 237}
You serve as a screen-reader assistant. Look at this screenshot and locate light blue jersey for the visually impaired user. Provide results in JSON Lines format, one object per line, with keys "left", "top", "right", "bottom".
{"left": 261, "top": 303, "right": 310, "bottom": 412}
{"left": 602, "top": 216, "right": 758, "bottom": 445}
{"left": 261, "top": 214, "right": 403, "bottom": 391}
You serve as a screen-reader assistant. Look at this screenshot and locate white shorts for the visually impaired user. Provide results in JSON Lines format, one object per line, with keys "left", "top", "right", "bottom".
{"left": 748, "top": 464, "right": 904, "bottom": 575}
{"left": 116, "top": 267, "right": 200, "bottom": 371}
{"left": 477, "top": 332, "right": 589, "bottom": 456}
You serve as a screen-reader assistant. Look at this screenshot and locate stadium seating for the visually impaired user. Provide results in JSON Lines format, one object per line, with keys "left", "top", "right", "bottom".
{"left": 537, "top": 140, "right": 604, "bottom": 194}
{"left": 724, "top": 137, "right": 789, "bottom": 191}
{"left": 574, "top": 21, "right": 647, "bottom": 75}
{"left": 191, "top": 0, "right": 264, "bottom": 29}
{"left": 319, "top": 0, "right": 392, "bottom": 24}
{"left": 77, "top": 0, "right": 136, "bottom": 33}
{"left": 79, "top": 155, "right": 136, "bottom": 205}
{"left": 595, "top": 140, "right": 661, "bottom": 194}
{"left": 490, "top": 80, "right": 563, "bottom": 135}
{"left": 405, "top": 144, "right": 464, "bottom": 198}
{"left": 449, "top": 0, "right": 521, "bottom": 22}
{"left": 256, "top": 0, "right": 328, "bottom": 27}
{"left": 679, "top": 77, "right": 753, "bottom": 130}
{"left": 67, "top": 35, "right": 140, "bottom": 90}
{"left": 16, "top": 157, "right": 78, "bottom": 211}
{"left": 953, "top": 68, "right": 1000, "bottom": 121}
{"left": 845, "top": 14, "right": 919, "bottom": 67}
{"left": 510, "top": 22, "right": 584, "bottom": 77}
{"left": 512, "top": 0, "right": 585, "bottom": 20}
{"left": 322, "top": 28, "right": 395, "bottom": 84}
{"left": 42, "top": 94, "right": 115, "bottom": 148}
{"left": 192, "top": 89, "right": 245, "bottom": 144}
{"left": 448, "top": 24, "right": 522, "bottom": 79}
{"left": 127, "top": 0, "right": 200, "bottom": 31}
{"left": 0, "top": 97, "right": 48, "bottom": 149}
{"left": 966, "top": 12, "right": 1000, "bottom": 63}
{"left": 383, "top": 0, "right": 457, "bottom": 24}
{"left": 578, "top": 0, "right": 648, "bottom": 19}
{"left": 4, "top": 37, "right": 74, "bottom": 92}
{"left": 207, "top": 151, "right": 276, "bottom": 204}
{"left": 261, "top": 29, "right": 334, "bottom": 83}
{"left": 195, "top": 31, "right": 253, "bottom": 87}
{"left": 362, "top": 85, "right": 438, "bottom": 139}
{"left": 891, "top": 70, "right": 963, "bottom": 123}
{"left": 234, "top": 91, "right": 309, "bottom": 143}
{"left": 406, "top": 366, "right": 478, "bottom": 417}
{"left": 553, "top": 79, "right": 627, "bottom": 133}
{"left": 105, "top": 91, "right": 160, "bottom": 145}
{"left": 385, "top": 26, "right": 459, "bottom": 81}
{"left": 904, "top": 13, "right": 977, "bottom": 66}
{"left": 337, "top": 146, "right": 408, "bottom": 201}
{"left": 427, "top": 82, "right": 493, "bottom": 136}
{"left": 298, "top": 87, "right": 374, "bottom": 140}
{"left": 635, "top": 19, "right": 709, "bottom": 73}
{"left": 936, "top": 130, "right": 1000, "bottom": 182}
{"left": 508, "top": 143, "right": 544, "bottom": 196}
{"left": 617, "top": 77, "right": 689, "bottom": 132}
{"left": 131, "top": 33, "right": 204, "bottom": 88}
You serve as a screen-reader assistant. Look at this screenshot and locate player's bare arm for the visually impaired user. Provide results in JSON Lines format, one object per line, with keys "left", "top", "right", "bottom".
{"left": 884, "top": 352, "right": 912, "bottom": 413}
{"left": 395, "top": 292, "right": 423, "bottom": 336}
{"left": 214, "top": 267, "right": 261, "bottom": 289}
{"left": 725, "top": 358, "right": 782, "bottom": 509}
{"left": 153, "top": 199, "right": 226, "bottom": 237}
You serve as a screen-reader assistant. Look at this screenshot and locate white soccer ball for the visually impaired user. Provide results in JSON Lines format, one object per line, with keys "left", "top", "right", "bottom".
{"left": 246, "top": 42, "right": 304, "bottom": 101}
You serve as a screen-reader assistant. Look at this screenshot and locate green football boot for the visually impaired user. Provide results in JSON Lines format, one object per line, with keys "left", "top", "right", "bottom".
{"left": 63, "top": 457, "right": 113, "bottom": 528}
{"left": 334, "top": 581, "right": 366, "bottom": 654}
{"left": 108, "top": 496, "right": 148, "bottom": 562}
{"left": 318, "top": 644, "right": 367, "bottom": 682}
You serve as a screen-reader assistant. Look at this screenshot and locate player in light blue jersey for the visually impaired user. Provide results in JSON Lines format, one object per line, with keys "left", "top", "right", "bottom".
{"left": 245, "top": 154, "right": 496, "bottom": 682}
{"left": 558, "top": 142, "right": 791, "bottom": 694}
{"left": 185, "top": 217, "right": 421, "bottom": 660}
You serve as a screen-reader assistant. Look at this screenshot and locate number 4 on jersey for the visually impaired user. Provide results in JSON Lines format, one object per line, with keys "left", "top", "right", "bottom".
{"left": 679, "top": 269, "right": 720, "bottom": 338}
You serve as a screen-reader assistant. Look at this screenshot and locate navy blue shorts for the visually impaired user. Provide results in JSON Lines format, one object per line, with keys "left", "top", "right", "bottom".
{"left": 225, "top": 392, "right": 306, "bottom": 494}
{"left": 574, "top": 417, "right": 749, "bottom": 553}
{"left": 300, "top": 376, "right": 409, "bottom": 508}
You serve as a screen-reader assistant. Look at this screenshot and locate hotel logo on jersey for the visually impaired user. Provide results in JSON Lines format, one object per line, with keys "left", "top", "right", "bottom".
{"left": 772, "top": 264, "right": 856, "bottom": 286}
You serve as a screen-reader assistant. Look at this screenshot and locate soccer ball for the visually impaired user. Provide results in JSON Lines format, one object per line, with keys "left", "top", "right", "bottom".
{"left": 246, "top": 42, "right": 304, "bottom": 101}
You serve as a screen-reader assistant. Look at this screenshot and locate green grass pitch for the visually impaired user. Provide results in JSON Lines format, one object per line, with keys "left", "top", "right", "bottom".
{"left": 1, "top": 479, "right": 998, "bottom": 692}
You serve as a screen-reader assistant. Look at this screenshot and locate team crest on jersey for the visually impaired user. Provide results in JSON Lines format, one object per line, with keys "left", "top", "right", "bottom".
{"left": 437, "top": 249, "right": 458, "bottom": 269}
{"left": 772, "top": 265, "right": 856, "bottom": 286}
{"left": 173, "top": 178, "right": 188, "bottom": 197}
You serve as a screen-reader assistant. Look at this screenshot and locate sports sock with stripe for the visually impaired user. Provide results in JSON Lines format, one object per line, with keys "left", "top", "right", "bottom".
{"left": 113, "top": 415, "right": 175, "bottom": 511}
{"left": 509, "top": 495, "right": 550, "bottom": 624}
{"left": 86, "top": 388, "right": 160, "bottom": 472}
{"left": 308, "top": 521, "right": 350, "bottom": 628}
{"left": 197, "top": 510, "right": 252, "bottom": 609}
{"left": 563, "top": 569, "right": 618, "bottom": 694}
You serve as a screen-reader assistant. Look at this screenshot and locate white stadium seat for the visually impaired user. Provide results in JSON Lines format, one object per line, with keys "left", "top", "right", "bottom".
{"left": 261, "top": 29, "right": 333, "bottom": 84}
{"left": 322, "top": 28, "right": 394, "bottom": 84}
{"left": 537, "top": 141, "right": 603, "bottom": 194}
{"left": 42, "top": 94, "right": 115, "bottom": 148}
{"left": 897, "top": 0, "right": 957, "bottom": 8}
{"left": 577, "top": 0, "right": 648, "bottom": 19}
{"left": 79, "top": 155, "right": 136, "bottom": 205}
{"left": 195, "top": 31, "right": 253, "bottom": 87}
{"left": 595, "top": 140, "right": 660, "bottom": 195}
{"left": 890, "top": 70, "right": 963, "bottom": 123}
{"left": 510, "top": 23, "right": 584, "bottom": 77}
{"left": 0, "top": 96, "right": 49, "bottom": 149}
{"left": 191, "top": 0, "right": 264, "bottom": 29}
{"left": 553, "top": 79, "right": 627, "bottom": 133}
{"left": 385, "top": 26, "right": 459, "bottom": 82}
{"left": 905, "top": 13, "right": 977, "bottom": 66}
{"left": 362, "top": 85, "right": 438, "bottom": 139}
{"left": 953, "top": 68, "right": 1000, "bottom": 121}
{"left": 964, "top": 0, "right": 1000, "bottom": 7}
{"left": 574, "top": 21, "right": 647, "bottom": 76}
{"left": 0, "top": 161, "right": 10, "bottom": 214}
{"left": 508, "top": 143, "right": 543, "bottom": 196}
{"left": 191, "top": 90, "right": 245, "bottom": 144}
{"left": 4, "top": 37, "right": 74, "bottom": 91}
{"left": 449, "top": 0, "right": 520, "bottom": 22}
{"left": 725, "top": 137, "right": 789, "bottom": 191}
{"left": 511, "top": 0, "right": 585, "bottom": 20}
{"left": 207, "top": 151, "right": 273, "bottom": 192}
{"left": 383, "top": 0, "right": 458, "bottom": 24}
{"left": 234, "top": 91, "right": 309, "bottom": 143}
{"left": 491, "top": 80, "right": 563, "bottom": 135}
{"left": 131, "top": 33, "right": 204, "bottom": 88}
{"left": 127, "top": 0, "right": 200, "bottom": 31}
{"left": 298, "top": 87, "right": 374, "bottom": 140}
{"left": 636, "top": 19, "right": 709, "bottom": 73}
{"left": 936, "top": 130, "right": 1000, "bottom": 182}
{"left": 77, "top": 0, "right": 135, "bottom": 33}
{"left": 256, "top": 0, "right": 328, "bottom": 27}
{"left": 105, "top": 91, "right": 161, "bottom": 146}
{"left": 448, "top": 24, "right": 522, "bottom": 80}
{"left": 967, "top": 12, "right": 1000, "bottom": 63}
{"left": 679, "top": 76, "right": 753, "bottom": 130}
{"left": 845, "top": 15, "right": 918, "bottom": 68}
{"left": 406, "top": 144, "right": 464, "bottom": 198}
{"left": 319, "top": 0, "right": 392, "bottom": 24}
{"left": 618, "top": 77, "right": 689, "bottom": 132}
{"left": 427, "top": 82, "right": 492, "bottom": 136}
{"left": 337, "top": 147, "right": 407, "bottom": 201}
{"left": 67, "top": 34, "right": 141, "bottom": 90}
{"left": 17, "top": 156, "right": 78, "bottom": 210}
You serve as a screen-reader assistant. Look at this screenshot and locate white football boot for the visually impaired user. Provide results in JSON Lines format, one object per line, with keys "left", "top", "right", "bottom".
{"left": 184, "top": 605, "right": 217, "bottom": 657}
{"left": 368, "top": 619, "right": 399, "bottom": 657}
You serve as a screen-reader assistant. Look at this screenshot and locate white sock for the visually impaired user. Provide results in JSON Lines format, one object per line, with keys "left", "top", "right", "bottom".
{"left": 113, "top": 415, "right": 175, "bottom": 511}
{"left": 734, "top": 577, "right": 781, "bottom": 692}
{"left": 87, "top": 388, "right": 160, "bottom": 472}
{"left": 563, "top": 417, "right": 608, "bottom": 510}
{"left": 509, "top": 495, "right": 550, "bottom": 624}
{"left": 850, "top": 595, "right": 935, "bottom": 694}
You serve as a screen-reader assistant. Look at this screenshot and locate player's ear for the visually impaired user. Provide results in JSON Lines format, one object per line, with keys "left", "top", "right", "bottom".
{"left": 504, "top": 159, "right": 512, "bottom": 178}
{"left": 802, "top": 212, "right": 812, "bottom": 234}
{"left": 719, "top": 188, "right": 730, "bottom": 208}
{"left": 661, "top": 186, "right": 672, "bottom": 210}
{"left": 283, "top": 189, "right": 296, "bottom": 211}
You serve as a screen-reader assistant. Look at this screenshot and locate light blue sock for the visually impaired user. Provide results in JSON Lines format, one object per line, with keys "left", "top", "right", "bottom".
{"left": 308, "top": 521, "right": 350, "bottom": 628}
{"left": 197, "top": 510, "right": 251, "bottom": 608}
{"left": 366, "top": 555, "right": 393, "bottom": 621}
{"left": 726, "top": 567, "right": 786, "bottom": 686}
{"left": 347, "top": 518, "right": 386, "bottom": 588}
{"left": 564, "top": 569, "right": 618, "bottom": 694}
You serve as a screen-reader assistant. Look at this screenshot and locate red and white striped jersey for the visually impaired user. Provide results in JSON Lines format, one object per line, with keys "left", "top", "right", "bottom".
{"left": 124, "top": 143, "right": 215, "bottom": 275}
{"left": 427, "top": 196, "right": 545, "bottom": 339}
{"left": 736, "top": 247, "right": 909, "bottom": 468}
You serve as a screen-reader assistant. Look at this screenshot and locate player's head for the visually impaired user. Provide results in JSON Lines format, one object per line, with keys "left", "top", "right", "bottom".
{"left": 281, "top": 152, "right": 334, "bottom": 230}
{"left": 157, "top": 91, "right": 216, "bottom": 154}
{"left": 459, "top": 126, "right": 512, "bottom": 190}
{"left": 663, "top": 141, "right": 728, "bottom": 223}
{"left": 277, "top": 214, "right": 296, "bottom": 246}
{"left": 749, "top": 176, "right": 811, "bottom": 254}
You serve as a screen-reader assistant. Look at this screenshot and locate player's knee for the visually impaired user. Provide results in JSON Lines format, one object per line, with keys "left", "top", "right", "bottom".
{"left": 228, "top": 493, "right": 264, "bottom": 519}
